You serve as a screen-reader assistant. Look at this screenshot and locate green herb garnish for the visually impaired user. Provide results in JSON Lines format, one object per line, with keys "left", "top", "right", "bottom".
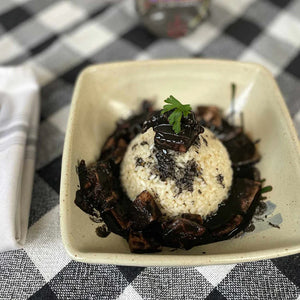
{"left": 261, "top": 185, "right": 273, "bottom": 194}
{"left": 161, "top": 95, "right": 192, "bottom": 134}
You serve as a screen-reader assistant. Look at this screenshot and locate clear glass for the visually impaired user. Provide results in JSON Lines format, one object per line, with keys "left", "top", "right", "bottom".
{"left": 135, "top": 0, "right": 211, "bottom": 38}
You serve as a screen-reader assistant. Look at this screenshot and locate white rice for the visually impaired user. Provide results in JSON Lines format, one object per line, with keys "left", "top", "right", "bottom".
{"left": 120, "top": 128, "right": 233, "bottom": 219}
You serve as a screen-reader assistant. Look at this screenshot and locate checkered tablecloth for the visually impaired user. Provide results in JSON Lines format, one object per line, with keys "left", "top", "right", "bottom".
{"left": 0, "top": 0, "right": 299, "bottom": 299}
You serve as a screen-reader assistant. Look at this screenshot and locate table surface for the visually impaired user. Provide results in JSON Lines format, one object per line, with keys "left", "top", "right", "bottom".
{"left": 0, "top": 0, "right": 300, "bottom": 299}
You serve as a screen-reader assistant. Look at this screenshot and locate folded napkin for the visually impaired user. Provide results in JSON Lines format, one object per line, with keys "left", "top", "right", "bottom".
{"left": 0, "top": 67, "right": 39, "bottom": 252}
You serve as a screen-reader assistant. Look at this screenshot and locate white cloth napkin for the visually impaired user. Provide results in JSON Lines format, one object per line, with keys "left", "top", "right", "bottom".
{"left": 0, "top": 66, "right": 40, "bottom": 252}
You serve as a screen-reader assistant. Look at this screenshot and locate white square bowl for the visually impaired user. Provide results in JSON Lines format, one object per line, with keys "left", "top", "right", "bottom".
{"left": 60, "top": 59, "right": 300, "bottom": 266}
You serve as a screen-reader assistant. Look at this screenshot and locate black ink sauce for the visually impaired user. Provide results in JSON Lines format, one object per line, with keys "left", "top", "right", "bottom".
{"left": 216, "top": 174, "right": 225, "bottom": 188}
{"left": 96, "top": 225, "right": 111, "bottom": 237}
{"left": 74, "top": 100, "right": 271, "bottom": 253}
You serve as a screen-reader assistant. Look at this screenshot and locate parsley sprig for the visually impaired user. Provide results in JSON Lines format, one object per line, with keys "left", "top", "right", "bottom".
{"left": 161, "top": 95, "right": 192, "bottom": 134}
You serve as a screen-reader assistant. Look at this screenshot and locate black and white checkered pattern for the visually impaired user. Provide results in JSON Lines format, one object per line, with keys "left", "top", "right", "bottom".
{"left": 0, "top": 0, "right": 299, "bottom": 299}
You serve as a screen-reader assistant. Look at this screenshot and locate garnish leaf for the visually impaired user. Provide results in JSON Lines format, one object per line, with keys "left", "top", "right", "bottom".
{"left": 168, "top": 109, "right": 182, "bottom": 134}
{"left": 160, "top": 104, "right": 176, "bottom": 113}
{"left": 261, "top": 185, "right": 273, "bottom": 194}
{"left": 161, "top": 95, "right": 192, "bottom": 134}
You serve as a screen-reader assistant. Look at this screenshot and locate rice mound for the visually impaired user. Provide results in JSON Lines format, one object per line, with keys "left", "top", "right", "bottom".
{"left": 120, "top": 128, "right": 233, "bottom": 219}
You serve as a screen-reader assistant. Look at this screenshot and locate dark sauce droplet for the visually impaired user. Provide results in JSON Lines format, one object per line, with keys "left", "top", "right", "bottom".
{"left": 96, "top": 225, "right": 111, "bottom": 238}
{"left": 201, "top": 136, "right": 208, "bottom": 146}
{"left": 155, "top": 149, "right": 175, "bottom": 181}
{"left": 268, "top": 222, "right": 280, "bottom": 229}
{"left": 255, "top": 201, "right": 267, "bottom": 216}
{"left": 135, "top": 157, "right": 145, "bottom": 167}
{"left": 244, "top": 222, "right": 255, "bottom": 232}
{"left": 216, "top": 174, "right": 225, "bottom": 188}
{"left": 176, "top": 160, "right": 199, "bottom": 193}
